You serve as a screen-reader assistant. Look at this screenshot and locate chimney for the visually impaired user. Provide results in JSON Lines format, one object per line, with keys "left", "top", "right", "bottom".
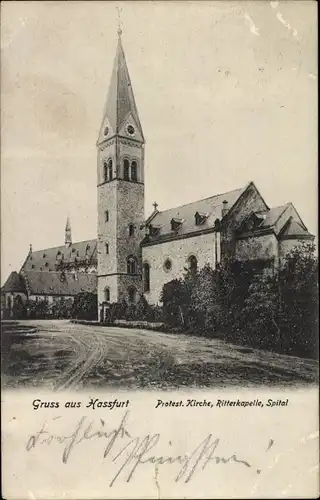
{"left": 222, "top": 200, "right": 229, "bottom": 218}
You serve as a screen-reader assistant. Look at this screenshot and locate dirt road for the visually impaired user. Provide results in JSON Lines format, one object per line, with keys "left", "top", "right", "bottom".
{"left": 2, "top": 320, "right": 318, "bottom": 390}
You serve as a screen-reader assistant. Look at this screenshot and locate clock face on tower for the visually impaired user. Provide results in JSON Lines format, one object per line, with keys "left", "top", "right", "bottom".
{"left": 126, "top": 124, "right": 135, "bottom": 136}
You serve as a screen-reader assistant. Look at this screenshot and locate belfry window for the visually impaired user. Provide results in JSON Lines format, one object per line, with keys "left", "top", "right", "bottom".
{"left": 104, "top": 287, "right": 110, "bottom": 302}
{"left": 105, "top": 210, "right": 109, "bottom": 222}
{"left": 131, "top": 161, "right": 138, "bottom": 182}
{"left": 143, "top": 263, "right": 150, "bottom": 292}
{"left": 103, "top": 161, "right": 108, "bottom": 182}
{"left": 129, "top": 224, "right": 135, "bottom": 237}
{"left": 127, "top": 256, "right": 137, "bottom": 274}
{"left": 124, "top": 159, "right": 130, "bottom": 181}
{"left": 108, "top": 159, "right": 113, "bottom": 180}
{"left": 105, "top": 243, "right": 109, "bottom": 254}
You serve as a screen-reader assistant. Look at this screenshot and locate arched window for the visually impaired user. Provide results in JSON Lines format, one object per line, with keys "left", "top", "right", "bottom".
{"left": 124, "top": 159, "right": 130, "bottom": 181}
{"left": 108, "top": 159, "right": 113, "bottom": 181}
{"left": 105, "top": 210, "right": 109, "bottom": 222}
{"left": 188, "top": 255, "right": 198, "bottom": 273}
{"left": 7, "top": 295, "right": 12, "bottom": 311}
{"left": 128, "top": 286, "right": 136, "bottom": 304}
{"left": 127, "top": 256, "right": 137, "bottom": 274}
{"left": 105, "top": 243, "right": 109, "bottom": 254}
{"left": 103, "top": 161, "right": 108, "bottom": 182}
{"left": 131, "top": 160, "right": 138, "bottom": 182}
{"left": 104, "top": 287, "right": 110, "bottom": 302}
{"left": 143, "top": 263, "right": 150, "bottom": 292}
{"left": 129, "top": 224, "right": 135, "bottom": 237}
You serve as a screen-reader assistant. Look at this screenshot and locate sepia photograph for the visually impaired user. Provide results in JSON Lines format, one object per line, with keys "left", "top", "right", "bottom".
{"left": 1, "top": 0, "right": 318, "bottom": 393}
{"left": 1, "top": 1, "right": 318, "bottom": 498}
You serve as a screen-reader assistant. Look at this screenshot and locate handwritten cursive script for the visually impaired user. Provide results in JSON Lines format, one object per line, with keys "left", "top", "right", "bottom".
{"left": 26, "top": 411, "right": 259, "bottom": 486}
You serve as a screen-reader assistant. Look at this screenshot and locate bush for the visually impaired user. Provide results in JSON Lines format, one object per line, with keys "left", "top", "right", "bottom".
{"left": 159, "top": 244, "right": 318, "bottom": 358}
{"left": 25, "top": 298, "right": 50, "bottom": 319}
{"left": 160, "top": 279, "right": 189, "bottom": 327}
{"left": 53, "top": 297, "right": 73, "bottom": 319}
{"left": 72, "top": 292, "right": 97, "bottom": 321}
{"left": 135, "top": 294, "right": 150, "bottom": 321}
{"left": 12, "top": 295, "right": 26, "bottom": 319}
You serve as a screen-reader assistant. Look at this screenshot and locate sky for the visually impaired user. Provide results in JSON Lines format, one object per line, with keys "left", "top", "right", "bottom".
{"left": 1, "top": 0, "right": 317, "bottom": 283}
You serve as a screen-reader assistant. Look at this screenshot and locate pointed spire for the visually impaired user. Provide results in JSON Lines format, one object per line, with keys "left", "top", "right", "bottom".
{"left": 97, "top": 24, "right": 144, "bottom": 145}
{"left": 116, "top": 6, "right": 123, "bottom": 38}
{"left": 65, "top": 217, "right": 72, "bottom": 246}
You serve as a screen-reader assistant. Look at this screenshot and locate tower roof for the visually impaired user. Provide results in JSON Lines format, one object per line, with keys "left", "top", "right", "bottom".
{"left": 65, "top": 216, "right": 71, "bottom": 231}
{"left": 65, "top": 216, "right": 72, "bottom": 245}
{"left": 98, "top": 32, "right": 144, "bottom": 144}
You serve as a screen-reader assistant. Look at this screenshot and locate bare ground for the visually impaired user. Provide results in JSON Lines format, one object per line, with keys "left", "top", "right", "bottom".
{"left": 1, "top": 319, "right": 318, "bottom": 391}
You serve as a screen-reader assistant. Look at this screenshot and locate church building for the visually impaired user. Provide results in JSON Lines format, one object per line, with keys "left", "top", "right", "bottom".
{"left": 2, "top": 30, "right": 314, "bottom": 316}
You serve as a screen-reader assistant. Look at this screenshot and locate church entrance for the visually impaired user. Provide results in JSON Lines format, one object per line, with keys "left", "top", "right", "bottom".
{"left": 100, "top": 302, "right": 110, "bottom": 323}
{"left": 127, "top": 286, "right": 137, "bottom": 305}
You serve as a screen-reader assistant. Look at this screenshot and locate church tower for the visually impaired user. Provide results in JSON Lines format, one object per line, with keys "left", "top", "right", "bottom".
{"left": 97, "top": 29, "right": 145, "bottom": 308}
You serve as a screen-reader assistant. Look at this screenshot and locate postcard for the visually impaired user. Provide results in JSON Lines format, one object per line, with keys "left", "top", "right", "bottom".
{"left": 1, "top": 1, "right": 318, "bottom": 498}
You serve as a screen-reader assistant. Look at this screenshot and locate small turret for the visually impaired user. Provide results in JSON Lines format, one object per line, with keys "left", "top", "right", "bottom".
{"left": 65, "top": 217, "right": 72, "bottom": 246}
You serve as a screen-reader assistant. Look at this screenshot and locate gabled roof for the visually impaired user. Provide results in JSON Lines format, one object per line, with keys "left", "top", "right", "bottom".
{"left": 21, "top": 239, "right": 97, "bottom": 272}
{"left": 1, "top": 272, "right": 27, "bottom": 293}
{"left": 238, "top": 203, "right": 314, "bottom": 240}
{"left": 22, "top": 271, "right": 97, "bottom": 296}
{"left": 142, "top": 184, "right": 246, "bottom": 245}
{"left": 279, "top": 218, "right": 314, "bottom": 240}
{"left": 256, "top": 204, "right": 289, "bottom": 228}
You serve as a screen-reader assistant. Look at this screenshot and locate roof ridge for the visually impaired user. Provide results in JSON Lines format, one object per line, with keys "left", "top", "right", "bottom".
{"left": 156, "top": 185, "right": 246, "bottom": 215}
{"left": 23, "top": 270, "right": 96, "bottom": 276}
{"left": 257, "top": 202, "right": 289, "bottom": 214}
{"left": 272, "top": 203, "right": 290, "bottom": 226}
{"left": 29, "top": 239, "right": 97, "bottom": 254}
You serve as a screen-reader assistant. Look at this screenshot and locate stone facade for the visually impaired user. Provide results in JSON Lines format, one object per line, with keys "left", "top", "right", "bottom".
{"left": 235, "top": 234, "right": 279, "bottom": 267}
{"left": 142, "top": 232, "right": 220, "bottom": 304}
{"left": 220, "top": 182, "right": 268, "bottom": 263}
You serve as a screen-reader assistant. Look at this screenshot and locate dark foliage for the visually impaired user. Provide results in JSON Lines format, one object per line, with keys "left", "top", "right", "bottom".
{"left": 160, "top": 244, "right": 318, "bottom": 359}
{"left": 72, "top": 292, "right": 98, "bottom": 320}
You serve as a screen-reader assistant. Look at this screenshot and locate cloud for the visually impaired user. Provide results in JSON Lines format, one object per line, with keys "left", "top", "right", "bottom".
{"left": 243, "top": 13, "right": 260, "bottom": 36}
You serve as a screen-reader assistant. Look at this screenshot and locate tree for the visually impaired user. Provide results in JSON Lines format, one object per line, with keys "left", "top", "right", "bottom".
{"left": 53, "top": 297, "right": 73, "bottom": 319}
{"left": 72, "top": 292, "right": 98, "bottom": 320}
{"left": 135, "top": 294, "right": 150, "bottom": 321}
{"left": 12, "top": 295, "right": 25, "bottom": 319}
{"left": 160, "top": 279, "right": 189, "bottom": 327}
{"left": 278, "top": 243, "right": 318, "bottom": 357}
{"left": 158, "top": 242, "right": 318, "bottom": 358}
{"left": 240, "top": 243, "right": 318, "bottom": 357}
{"left": 241, "top": 274, "right": 280, "bottom": 349}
